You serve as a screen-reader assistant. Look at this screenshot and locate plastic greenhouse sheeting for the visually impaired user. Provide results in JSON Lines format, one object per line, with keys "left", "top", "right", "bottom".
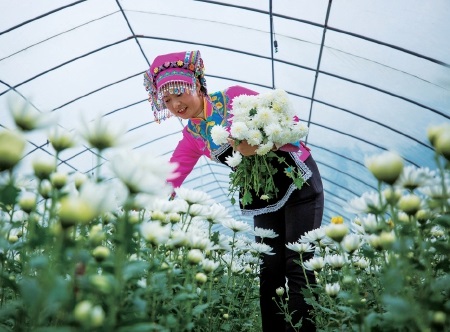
{"left": 1, "top": 0, "right": 449, "bottom": 225}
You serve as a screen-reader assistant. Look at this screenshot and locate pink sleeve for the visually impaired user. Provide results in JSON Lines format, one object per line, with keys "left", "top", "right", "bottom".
{"left": 168, "top": 127, "right": 205, "bottom": 188}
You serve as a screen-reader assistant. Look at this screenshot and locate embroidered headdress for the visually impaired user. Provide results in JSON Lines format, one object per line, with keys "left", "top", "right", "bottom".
{"left": 143, "top": 50, "right": 206, "bottom": 123}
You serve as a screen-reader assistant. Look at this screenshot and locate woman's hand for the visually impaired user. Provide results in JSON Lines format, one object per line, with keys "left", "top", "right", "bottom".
{"left": 227, "top": 138, "right": 258, "bottom": 156}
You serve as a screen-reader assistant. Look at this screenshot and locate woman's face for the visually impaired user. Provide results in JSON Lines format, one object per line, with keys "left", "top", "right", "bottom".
{"left": 163, "top": 82, "right": 204, "bottom": 120}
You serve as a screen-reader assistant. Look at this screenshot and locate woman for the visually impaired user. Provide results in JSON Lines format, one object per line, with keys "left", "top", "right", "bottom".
{"left": 144, "top": 50, "right": 324, "bottom": 331}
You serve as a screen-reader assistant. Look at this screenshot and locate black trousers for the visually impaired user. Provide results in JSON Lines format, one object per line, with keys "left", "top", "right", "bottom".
{"left": 254, "top": 156, "right": 324, "bottom": 332}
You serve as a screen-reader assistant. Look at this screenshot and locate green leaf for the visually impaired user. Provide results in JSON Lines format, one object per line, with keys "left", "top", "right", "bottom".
{"left": 192, "top": 303, "right": 209, "bottom": 316}
{"left": 116, "top": 323, "right": 167, "bottom": 332}
{"left": 123, "top": 260, "right": 149, "bottom": 281}
{"left": 0, "top": 183, "right": 19, "bottom": 209}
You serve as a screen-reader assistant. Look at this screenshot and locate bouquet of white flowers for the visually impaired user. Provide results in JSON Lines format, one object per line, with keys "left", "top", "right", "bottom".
{"left": 211, "top": 89, "right": 309, "bottom": 207}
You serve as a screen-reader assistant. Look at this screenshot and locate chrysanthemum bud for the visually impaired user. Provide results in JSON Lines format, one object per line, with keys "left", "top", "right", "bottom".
{"left": 276, "top": 287, "right": 285, "bottom": 296}
{"left": 383, "top": 188, "right": 402, "bottom": 205}
{"left": 74, "top": 172, "right": 88, "bottom": 191}
{"left": 365, "top": 151, "right": 404, "bottom": 185}
{"left": 0, "top": 130, "right": 26, "bottom": 171}
{"left": 32, "top": 157, "right": 56, "bottom": 180}
{"left": 59, "top": 196, "right": 96, "bottom": 227}
{"left": 38, "top": 180, "right": 52, "bottom": 199}
{"left": 195, "top": 272, "right": 207, "bottom": 284}
{"left": 379, "top": 231, "right": 396, "bottom": 249}
{"left": 50, "top": 171, "right": 68, "bottom": 189}
{"left": 397, "top": 194, "right": 421, "bottom": 216}
{"left": 90, "top": 306, "right": 105, "bottom": 327}
{"left": 325, "top": 223, "right": 349, "bottom": 243}
{"left": 89, "top": 275, "right": 112, "bottom": 294}
{"left": 187, "top": 249, "right": 204, "bottom": 264}
{"left": 92, "top": 246, "right": 110, "bottom": 262}
{"left": 48, "top": 126, "right": 76, "bottom": 152}
{"left": 427, "top": 123, "right": 450, "bottom": 147}
{"left": 8, "top": 234, "right": 19, "bottom": 243}
{"left": 74, "top": 300, "right": 93, "bottom": 323}
{"left": 435, "top": 129, "right": 450, "bottom": 161}
{"left": 18, "top": 192, "right": 36, "bottom": 213}
{"left": 325, "top": 283, "right": 340, "bottom": 297}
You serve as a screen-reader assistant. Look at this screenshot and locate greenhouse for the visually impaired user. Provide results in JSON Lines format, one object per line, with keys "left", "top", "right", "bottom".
{"left": 0, "top": 1, "right": 449, "bottom": 331}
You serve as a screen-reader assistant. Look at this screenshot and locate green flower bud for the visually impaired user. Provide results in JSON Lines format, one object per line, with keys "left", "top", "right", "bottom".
{"left": 48, "top": 126, "right": 76, "bottom": 152}
{"left": 325, "top": 223, "right": 349, "bottom": 243}
{"left": 74, "top": 172, "right": 88, "bottom": 191}
{"left": 59, "top": 196, "right": 96, "bottom": 227}
{"left": 74, "top": 300, "right": 93, "bottom": 323}
{"left": 365, "top": 151, "right": 404, "bottom": 185}
{"left": 8, "top": 234, "right": 19, "bottom": 243}
{"left": 32, "top": 157, "right": 56, "bottom": 180}
{"left": 397, "top": 194, "right": 421, "bottom": 216}
{"left": 435, "top": 129, "right": 450, "bottom": 161}
{"left": 0, "top": 130, "right": 26, "bottom": 171}
{"left": 383, "top": 188, "right": 402, "bottom": 205}
{"left": 187, "top": 249, "right": 204, "bottom": 264}
{"left": 92, "top": 246, "right": 110, "bottom": 262}
{"left": 90, "top": 275, "right": 112, "bottom": 294}
{"left": 427, "top": 123, "right": 450, "bottom": 147}
{"left": 432, "top": 311, "right": 446, "bottom": 325}
{"left": 38, "top": 180, "right": 52, "bottom": 199}
{"left": 275, "top": 287, "right": 285, "bottom": 296}
{"left": 195, "top": 272, "right": 207, "bottom": 284}
{"left": 50, "top": 171, "right": 68, "bottom": 189}
{"left": 90, "top": 306, "right": 105, "bottom": 327}
{"left": 379, "top": 231, "right": 396, "bottom": 249}
{"left": 18, "top": 192, "right": 36, "bottom": 213}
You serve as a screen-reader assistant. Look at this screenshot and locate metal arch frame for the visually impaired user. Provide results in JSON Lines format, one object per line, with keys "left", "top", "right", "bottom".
{"left": 1, "top": 1, "right": 448, "bottom": 223}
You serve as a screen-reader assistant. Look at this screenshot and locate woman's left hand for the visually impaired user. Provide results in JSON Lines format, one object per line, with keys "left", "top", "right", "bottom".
{"left": 227, "top": 138, "right": 258, "bottom": 156}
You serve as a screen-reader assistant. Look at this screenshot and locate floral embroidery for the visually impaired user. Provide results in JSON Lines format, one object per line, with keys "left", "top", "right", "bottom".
{"left": 187, "top": 91, "right": 230, "bottom": 154}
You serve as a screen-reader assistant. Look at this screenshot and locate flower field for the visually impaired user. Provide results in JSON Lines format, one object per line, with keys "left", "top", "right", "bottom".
{"left": 0, "top": 101, "right": 449, "bottom": 331}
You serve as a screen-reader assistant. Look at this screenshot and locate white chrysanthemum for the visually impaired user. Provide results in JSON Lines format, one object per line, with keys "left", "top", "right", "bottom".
{"left": 9, "top": 96, "right": 54, "bottom": 131}
{"left": 290, "top": 123, "right": 309, "bottom": 141}
{"left": 205, "top": 203, "right": 230, "bottom": 224}
{"left": 395, "top": 165, "right": 435, "bottom": 190}
{"left": 250, "top": 242, "right": 275, "bottom": 255}
{"left": 324, "top": 254, "right": 347, "bottom": 269}
{"left": 80, "top": 116, "right": 127, "bottom": 151}
{"left": 201, "top": 258, "right": 220, "bottom": 273}
{"left": 79, "top": 180, "right": 126, "bottom": 215}
{"left": 186, "top": 233, "right": 214, "bottom": 251}
{"left": 263, "top": 123, "right": 283, "bottom": 142}
{"left": 211, "top": 125, "right": 229, "bottom": 145}
{"left": 231, "top": 94, "right": 259, "bottom": 112}
{"left": 246, "top": 129, "right": 263, "bottom": 146}
{"left": 303, "top": 256, "right": 325, "bottom": 271}
{"left": 341, "top": 234, "right": 362, "bottom": 253}
{"left": 271, "top": 89, "right": 291, "bottom": 110}
{"left": 255, "top": 141, "right": 274, "bottom": 156}
{"left": 221, "top": 218, "right": 251, "bottom": 233}
{"left": 353, "top": 257, "right": 370, "bottom": 269}
{"left": 360, "top": 214, "right": 381, "bottom": 234}
{"left": 225, "top": 151, "right": 243, "bottom": 167}
{"left": 175, "top": 187, "right": 213, "bottom": 205}
{"left": 299, "top": 227, "right": 326, "bottom": 243}
{"left": 253, "top": 227, "right": 278, "bottom": 239}
{"left": 285, "top": 242, "right": 315, "bottom": 253}
{"left": 140, "top": 221, "right": 171, "bottom": 245}
{"left": 345, "top": 192, "right": 385, "bottom": 214}
{"left": 110, "top": 149, "right": 175, "bottom": 196}
{"left": 252, "top": 107, "right": 276, "bottom": 127}
{"left": 230, "top": 122, "right": 249, "bottom": 140}
{"left": 325, "top": 283, "right": 340, "bottom": 297}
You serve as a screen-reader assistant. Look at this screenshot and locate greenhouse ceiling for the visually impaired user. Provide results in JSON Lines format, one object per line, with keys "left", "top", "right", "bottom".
{"left": 1, "top": 0, "right": 449, "bottom": 224}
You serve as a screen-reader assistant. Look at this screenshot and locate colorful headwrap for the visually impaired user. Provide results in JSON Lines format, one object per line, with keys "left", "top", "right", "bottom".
{"left": 143, "top": 50, "right": 207, "bottom": 123}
